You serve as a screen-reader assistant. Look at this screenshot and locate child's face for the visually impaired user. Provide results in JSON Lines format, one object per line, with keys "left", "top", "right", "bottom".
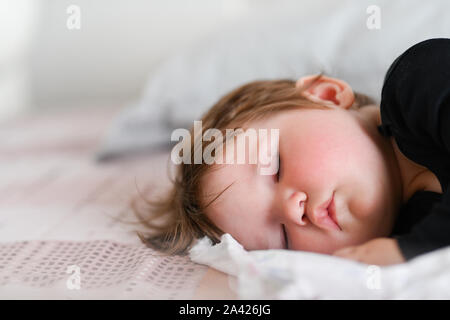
{"left": 201, "top": 104, "right": 402, "bottom": 254}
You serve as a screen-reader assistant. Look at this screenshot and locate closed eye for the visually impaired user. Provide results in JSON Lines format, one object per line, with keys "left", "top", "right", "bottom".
{"left": 282, "top": 224, "right": 288, "bottom": 249}
{"left": 274, "top": 153, "right": 281, "bottom": 182}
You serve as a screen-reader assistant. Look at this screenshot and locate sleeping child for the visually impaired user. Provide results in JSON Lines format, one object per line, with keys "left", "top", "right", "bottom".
{"left": 135, "top": 38, "right": 450, "bottom": 266}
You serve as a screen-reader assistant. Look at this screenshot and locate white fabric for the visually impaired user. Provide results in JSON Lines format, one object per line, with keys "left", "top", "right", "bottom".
{"left": 97, "top": 0, "right": 450, "bottom": 159}
{"left": 190, "top": 234, "right": 450, "bottom": 299}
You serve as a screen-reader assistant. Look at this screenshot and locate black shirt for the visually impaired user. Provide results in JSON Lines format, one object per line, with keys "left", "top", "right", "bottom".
{"left": 377, "top": 38, "right": 450, "bottom": 261}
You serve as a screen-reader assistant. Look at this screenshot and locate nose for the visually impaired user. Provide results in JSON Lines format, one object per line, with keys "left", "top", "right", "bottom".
{"left": 281, "top": 190, "right": 308, "bottom": 226}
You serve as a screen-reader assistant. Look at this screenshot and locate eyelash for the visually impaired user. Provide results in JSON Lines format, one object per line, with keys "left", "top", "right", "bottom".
{"left": 282, "top": 224, "right": 288, "bottom": 249}
{"left": 276, "top": 153, "right": 281, "bottom": 182}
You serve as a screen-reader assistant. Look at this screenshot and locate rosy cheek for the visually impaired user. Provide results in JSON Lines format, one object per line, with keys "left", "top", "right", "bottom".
{"left": 292, "top": 126, "right": 351, "bottom": 184}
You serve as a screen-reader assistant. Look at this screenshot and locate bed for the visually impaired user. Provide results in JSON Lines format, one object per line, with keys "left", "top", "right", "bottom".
{"left": 0, "top": 106, "right": 235, "bottom": 299}
{"left": 3, "top": 106, "right": 450, "bottom": 300}
{"left": 3, "top": 0, "right": 450, "bottom": 300}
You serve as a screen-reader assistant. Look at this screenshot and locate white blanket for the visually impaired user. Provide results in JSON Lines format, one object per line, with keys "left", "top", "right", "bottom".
{"left": 190, "top": 234, "right": 450, "bottom": 299}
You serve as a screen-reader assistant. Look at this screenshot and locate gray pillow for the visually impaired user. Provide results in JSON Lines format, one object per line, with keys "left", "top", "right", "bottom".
{"left": 96, "top": 0, "right": 450, "bottom": 161}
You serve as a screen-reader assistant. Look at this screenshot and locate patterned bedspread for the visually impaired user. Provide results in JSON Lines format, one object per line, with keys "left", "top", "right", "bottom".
{"left": 0, "top": 107, "right": 210, "bottom": 299}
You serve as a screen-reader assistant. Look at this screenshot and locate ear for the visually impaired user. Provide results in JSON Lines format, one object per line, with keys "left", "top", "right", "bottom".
{"left": 296, "top": 75, "right": 355, "bottom": 110}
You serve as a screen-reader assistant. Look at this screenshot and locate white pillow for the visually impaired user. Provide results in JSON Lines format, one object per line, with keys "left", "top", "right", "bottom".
{"left": 97, "top": 0, "right": 450, "bottom": 160}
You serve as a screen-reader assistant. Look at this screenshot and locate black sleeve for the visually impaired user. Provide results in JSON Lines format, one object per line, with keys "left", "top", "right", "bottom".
{"left": 380, "top": 38, "right": 450, "bottom": 261}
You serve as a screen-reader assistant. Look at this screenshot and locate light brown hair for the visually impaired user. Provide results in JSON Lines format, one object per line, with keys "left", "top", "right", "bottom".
{"left": 132, "top": 76, "right": 374, "bottom": 255}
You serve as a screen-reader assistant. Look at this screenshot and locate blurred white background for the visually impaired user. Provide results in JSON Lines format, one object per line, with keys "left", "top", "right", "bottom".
{"left": 2, "top": 0, "right": 449, "bottom": 126}
{"left": 0, "top": 0, "right": 264, "bottom": 120}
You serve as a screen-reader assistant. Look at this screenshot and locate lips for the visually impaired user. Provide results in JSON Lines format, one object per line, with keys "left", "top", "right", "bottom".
{"left": 311, "top": 192, "right": 341, "bottom": 231}
{"left": 327, "top": 193, "right": 341, "bottom": 230}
